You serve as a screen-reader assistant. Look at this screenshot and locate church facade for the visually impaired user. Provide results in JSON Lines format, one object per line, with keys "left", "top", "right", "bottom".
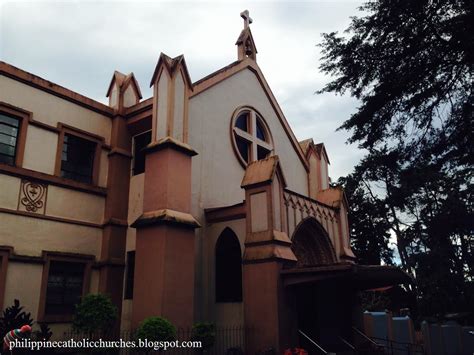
{"left": 0, "top": 12, "right": 407, "bottom": 353}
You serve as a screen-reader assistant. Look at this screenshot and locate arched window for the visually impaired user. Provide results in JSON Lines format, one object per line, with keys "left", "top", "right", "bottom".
{"left": 215, "top": 228, "right": 242, "bottom": 302}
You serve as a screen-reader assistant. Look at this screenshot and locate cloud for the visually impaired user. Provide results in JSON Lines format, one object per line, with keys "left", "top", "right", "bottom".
{"left": 0, "top": 0, "right": 364, "bottom": 178}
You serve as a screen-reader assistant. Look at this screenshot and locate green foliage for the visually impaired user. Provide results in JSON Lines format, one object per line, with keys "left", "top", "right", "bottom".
{"left": 135, "top": 317, "right": 176, "bottom": 343}
{"left": 191, "top": 322, "right": 215, "bottom": 350}
{"left": 72, "top": 294, "right": 118, "bottom": 334}
{"left": 413, "top": 252, "right": 470, "bottom": 318}
{"left": 32, "top": 323, "right": 54, "bottom": 354}
{"left": 320, "top": 0, "right": 473, "bottom": 320}
{"left": 319, "top": 0, "right": 472, "bottom": 157}
{"left": 0, "top": 300, "right": 54, "bottom": 354}
{"left": 0, "top": 299, "right": 33, "bottom": 339}
{"left": 337, "top": 176, "right": 393, "bottom": 265}
{"left": 34, "top": 323, "right": 53, "bottom": 341}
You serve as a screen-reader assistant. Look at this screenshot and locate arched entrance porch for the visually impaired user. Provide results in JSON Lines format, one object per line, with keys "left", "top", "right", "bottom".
{"left": 290, "top": 217, "right": 337, "bottom": 267}
{"left": 287, "top": 217, "right": 355, "bottom": 353}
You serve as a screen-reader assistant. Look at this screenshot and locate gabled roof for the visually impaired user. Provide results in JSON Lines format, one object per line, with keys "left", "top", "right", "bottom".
{"left": 106, "top": 70, "right": 142, "bottom": 99}
{"left": 299, "top": 138, "right": 331, "bottom": 165}
{"left": 191, "top": 59, "right": 309, "bottom": 171}
{"left": 241, "top": 155, "right": 287, "bottom": 188}
{"left": 315, "top": 142, "right": 330, "bottom": 164}
{"left": 150, "top": 53, "right": 193, "bottom": 90}
{"left": 299, "top": 138, "right": 313, "bottom": 156}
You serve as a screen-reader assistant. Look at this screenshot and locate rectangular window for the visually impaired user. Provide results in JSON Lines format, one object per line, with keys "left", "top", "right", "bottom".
{"left": 61, "top": 133, "right": 96, "bottom": 184}
{"left": 124, "top": 251, "right": 135, "bottom": 299}
{"left": 132, "top": 131, "right": 151, "bottom": 175}
{"left": 0, "top": 113, "right": 20, "bottom": 166}
{"left": 45, "top": 261, "right": 85, "bottom": 316}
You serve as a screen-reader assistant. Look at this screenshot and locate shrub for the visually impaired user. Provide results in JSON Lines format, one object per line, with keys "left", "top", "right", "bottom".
{"left": 0, "top": 299, "right": 33, "bottom": 339}
{"left": 73, "top": 294, "right": 118, "bottom": 334}
{"left": 135, "top": 316, "right": 176, "bottom": 343}
{"left": 34, "top": 323, "right": 53, "bottom": 341}
{"left": 0, "top": 300, "right": 53, "bottom": 354}
{"left": 191, "top": 322, "right": 215, "bottom": 351}
{"left": 32, "top": 323, "right": 54, "bottom": 354}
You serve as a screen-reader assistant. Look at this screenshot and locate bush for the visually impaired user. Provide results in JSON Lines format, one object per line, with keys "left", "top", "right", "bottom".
{"left": 191, "top": 322, "right": 215, "bottom": 351}
{"left": 34, "top": 323, "right": 53, "bottom": 341}
{"left": 0, "top": 300, "right": 53, "bottom": 354}
{"left": 135, "top": 316, "right": 176, "bottom": 343}
{"left": 73, "top": 294, "right": 118, "bottom": 334}
{"left": 0, "top": 299, "right": 33, "bottom": 339}
{"left": 33, "top": 323, "right": 54, "bottom": 354}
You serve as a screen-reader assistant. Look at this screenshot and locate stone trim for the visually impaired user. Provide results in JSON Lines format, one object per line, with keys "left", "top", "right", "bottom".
{"left": 131, "top": 209, "right": 201, "bottom": 229}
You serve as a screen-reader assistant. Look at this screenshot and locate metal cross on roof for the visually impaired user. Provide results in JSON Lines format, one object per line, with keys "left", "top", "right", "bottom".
{"left": 240, "top": 10, "right": 253, "bottom": 29}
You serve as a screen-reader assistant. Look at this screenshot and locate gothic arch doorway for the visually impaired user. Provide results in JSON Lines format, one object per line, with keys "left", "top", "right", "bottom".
{"left": 291, "top": 217, "right": 337, "bottom": 267}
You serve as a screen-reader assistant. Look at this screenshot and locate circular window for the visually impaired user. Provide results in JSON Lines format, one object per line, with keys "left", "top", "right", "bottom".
{"left": 231, "top": 107, "right": 273, "bottom": 166}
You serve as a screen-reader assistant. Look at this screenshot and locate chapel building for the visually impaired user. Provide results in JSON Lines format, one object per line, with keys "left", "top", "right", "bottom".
{"left": 0, "top": 11, "right": 408, "bottom": 353}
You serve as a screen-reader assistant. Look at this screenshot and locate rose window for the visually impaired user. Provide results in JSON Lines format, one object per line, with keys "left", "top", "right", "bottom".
{"left": 231, "top": 108, "right": 273, "bottom": 166}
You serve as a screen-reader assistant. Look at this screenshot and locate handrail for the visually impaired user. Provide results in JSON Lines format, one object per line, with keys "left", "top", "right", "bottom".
{"left": 339, "top": 336, "right": 356, "bottom": 351}
{"left": 370, "top": 336, "right": 419, "bottom": 346}
{"left": 352, "top": 326, "right": 381, "bottom": 347}
{"left": 298, "top": 330, "right": 328, "bottom": 355}
{"left": 370, "top": 336, "right": 425, "bottom": 353}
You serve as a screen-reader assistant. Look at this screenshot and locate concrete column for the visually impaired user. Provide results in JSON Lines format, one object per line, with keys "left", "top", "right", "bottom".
{"left": 131, "top": 53, "right": 198, "bottom": 329}
{"left": 99, "top": 70, "right": 141, "bottom": 329}
{"left": 241, "top": 156, "right": 298, "bottom": 353}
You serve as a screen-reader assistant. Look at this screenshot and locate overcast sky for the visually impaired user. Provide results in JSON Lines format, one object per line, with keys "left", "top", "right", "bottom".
{"left": 0, "top": 0, "right": 365, "bottom": 180}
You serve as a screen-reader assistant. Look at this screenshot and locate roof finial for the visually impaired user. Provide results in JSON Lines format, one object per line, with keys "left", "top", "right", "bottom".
{"left": 240, "top": 10, "right": 253, "bottom": 29}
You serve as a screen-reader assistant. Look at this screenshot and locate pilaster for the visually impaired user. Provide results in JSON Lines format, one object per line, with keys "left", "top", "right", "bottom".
{"left": 98, "top": 71, "right": 141, "bottom": 329}
{"left": 131, "top": 54, "right": 198, "bottom": 329}
{"left": 241, "top": 156, "right": 298, "bottom": 353}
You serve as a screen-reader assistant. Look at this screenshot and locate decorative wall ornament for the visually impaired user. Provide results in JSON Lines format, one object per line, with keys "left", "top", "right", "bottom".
{"left": 18, "top": 180, "right": 47, "bottom": 214}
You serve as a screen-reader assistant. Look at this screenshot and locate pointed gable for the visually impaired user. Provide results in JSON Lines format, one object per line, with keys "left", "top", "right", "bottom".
{"left": 314, "top": 142, "right": 330, "bottom": 165}
{"left": 150, "top": 53, "right": 193, "bottom": 90}
{"left": 106, "top": 70, "right": 126, "bottom": 98}
{"left": 191, "top": 60, "right": 309, "bottom": 172}
{"left": 299, "top": 138, "right": 314, "bottom": 158}
{"left": 106, "top": 71, "right": 142, "bottom": 99}
{"left": 299, "top": 139, "right": 331, "bottom": 165}
{"left": 106, "top": 70, "right": 142, "bottom": 109}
